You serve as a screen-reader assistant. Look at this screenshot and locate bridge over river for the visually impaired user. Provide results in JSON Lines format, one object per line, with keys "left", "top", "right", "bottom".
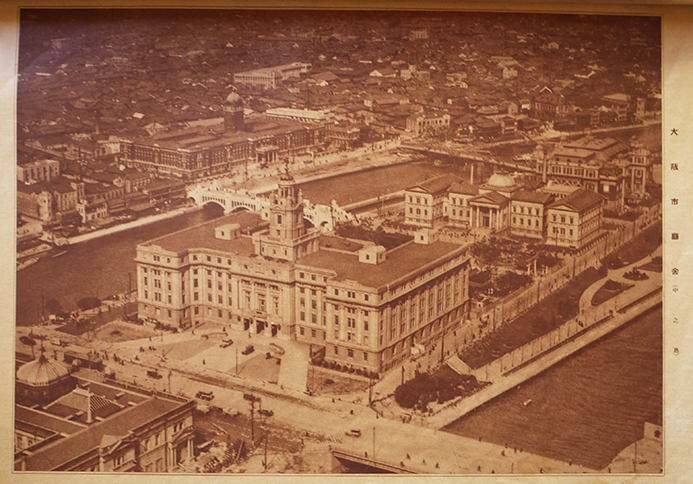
{"left": 186, "top": 182, "right": 356, "bottom": 231}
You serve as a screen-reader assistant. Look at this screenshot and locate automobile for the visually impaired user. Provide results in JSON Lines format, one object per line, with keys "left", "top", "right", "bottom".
{"left": 345, "top": 429, "right": 362, "bottom": 438}
{"left": 196, "top": 390, "right": 214, "bottom": 401}
{"left": 241, "top": 345, "right": 255, "bottom": 355}
{"left": 243, "top": 393, "right": 259, "bottom": 402}
{"left": 220, "top": 338, "right": 233, "bottom": 348}
{"left": 146, "top": 369, "right": 163, "bottom": 379}
{"left": 258, "top": 409, "right": 274, "bottom": 417}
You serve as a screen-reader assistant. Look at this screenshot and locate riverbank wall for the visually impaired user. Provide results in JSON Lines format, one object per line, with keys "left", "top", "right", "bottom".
{"left": 67, "top": 205, "right": 202, "bottom": 245}
{"left": 422, "top": 288, "right": 661, "bottom": 430}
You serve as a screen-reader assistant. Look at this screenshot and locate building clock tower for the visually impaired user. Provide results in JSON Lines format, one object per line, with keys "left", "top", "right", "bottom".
{"left": 253, "top": 160, "right": 321, "bottom": 262}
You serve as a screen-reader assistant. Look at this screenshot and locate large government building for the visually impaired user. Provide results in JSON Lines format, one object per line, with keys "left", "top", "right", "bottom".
{"left": 119, "top": 93, "right": 326, "bottom": 181}
{"left": 136, "top": 170, "right": 472, "bottom": 373}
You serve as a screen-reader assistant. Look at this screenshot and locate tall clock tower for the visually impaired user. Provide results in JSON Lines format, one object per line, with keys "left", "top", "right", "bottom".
{"left": 254, "top": 161, "right": 320, "bottom": 262}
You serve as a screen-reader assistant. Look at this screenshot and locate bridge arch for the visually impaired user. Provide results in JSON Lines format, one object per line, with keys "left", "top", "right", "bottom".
{"left": 202, "top": 200, "right": 226, "bottom": 212}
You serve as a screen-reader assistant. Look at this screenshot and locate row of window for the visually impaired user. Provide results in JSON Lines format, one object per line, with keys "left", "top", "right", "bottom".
{"left": 407, "top": 196, "right": 430, "bottom": 205}
{"left": 512, "top": 205, "right": 541, "bottom": 215}
{"left": 408, "top": 207, "right": 429, "bottom": 216}
{"left": 550, "top": 164, "right": 598, "bottom": 178}
{"left": 512, "top": 217, "right": 541, "bottom": 227}
{"left": 333, "top": 345, "right": 369, "bottom": 362}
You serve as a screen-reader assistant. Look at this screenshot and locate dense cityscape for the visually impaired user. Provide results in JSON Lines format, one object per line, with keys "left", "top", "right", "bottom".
{"left": 15, "top": 10, "right": 662, "bottom": 475}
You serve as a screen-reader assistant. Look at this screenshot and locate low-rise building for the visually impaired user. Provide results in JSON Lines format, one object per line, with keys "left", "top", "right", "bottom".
{"left": 17, "top": 159, "right": 60, "bottom": 183}
{"left": 233, "top": 62, "right": 310, "bottom": 89}
{"left": 15, "top": 353, "right": 195, "bottom": 472}
{"left": 405, "top": 113, "right": 451, "bottom": 137}
{"left": 546, "top": 188, "right": 604, "bottom": 249}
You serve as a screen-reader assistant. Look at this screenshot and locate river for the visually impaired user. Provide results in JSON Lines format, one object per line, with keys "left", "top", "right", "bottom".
{"left": 16, "top": 205, "right": 226, "bottom": 327}
{"left": 443, "top": 306, "right": 662, "bottom": 471}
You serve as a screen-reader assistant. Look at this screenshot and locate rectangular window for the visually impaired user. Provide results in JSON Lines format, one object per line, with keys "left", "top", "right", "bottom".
{"left": 334, "top": 346, "right": 339, "bottom": 355}
{"left": 300, "top": 311, "right": 306, "bottom": 321}
{"left": 347, "top": 349, "right": 354, "bottom": 358}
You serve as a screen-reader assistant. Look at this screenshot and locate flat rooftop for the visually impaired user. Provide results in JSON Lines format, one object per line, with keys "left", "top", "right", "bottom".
{"left": 139, "top": 212, "right": 467, "bottom": 289}
{"left": 140, "top": 212, "right": 265, "bottom": 255}
{"left": 298, "top": 240, "right": 466, "bottom": 289}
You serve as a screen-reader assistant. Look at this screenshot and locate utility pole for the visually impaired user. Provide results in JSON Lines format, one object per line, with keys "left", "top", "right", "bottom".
{"left": 264, "top": 433, "right": 268, "bottom": 470}
{"left": 372, "top": 426, "right": 376, "bottom": 461}
{"left": 368, "top": 375, "right": 373, "bottom": 405}
{"left": 250, "top": 399, "right": 255, "bottom": 444}
{"left": 236, "top": 348, "right": 239, "bottom": 376}
{"left": 440, "top": 324, "right": 445, "bottom": 365}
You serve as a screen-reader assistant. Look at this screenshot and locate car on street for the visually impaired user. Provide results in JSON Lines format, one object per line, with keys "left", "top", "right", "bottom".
{"left": 220, "top": 339, "right": 233, "bottom": 348}
{"left": 258, "top": 409, "right": 274, "bottom": 417}
{"left": 147, "top": 369, "right": 162, "bottom": 379}
{"left": 345, "top": 429, "right": 362, "bottom": 438}
{"left": 241, "top": 344, "right": 254, "bottom": 355}
{"left": 196, "top": 390, "right": 214, "bottom": 401}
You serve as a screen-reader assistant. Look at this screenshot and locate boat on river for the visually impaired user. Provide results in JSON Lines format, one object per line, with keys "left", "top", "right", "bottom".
{"left": 51, "top": 246, "right": 72, "bottom": 258}
{"left": 17, "top": 256, "right": 39, "bottom": 271}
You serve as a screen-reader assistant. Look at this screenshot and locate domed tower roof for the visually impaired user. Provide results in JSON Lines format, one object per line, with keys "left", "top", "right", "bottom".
{"left": 226, "top": 92, "right": 243, "bottom": 106}
{"left": 16, "top": 352, "right": 71, "bottom": 387}
{"left": 486, "top": 173, "right": 517, "bottom": 189}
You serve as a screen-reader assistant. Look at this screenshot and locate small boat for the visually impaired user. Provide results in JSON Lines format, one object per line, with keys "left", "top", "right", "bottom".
{"left": 17, "top": 256, "right": 39, "bottom": 271}
{"left": 52, "top": 248, "right": 71, "bottom": 258}
{"left": 523, "top": 399, "right": 532, "bottom": 407}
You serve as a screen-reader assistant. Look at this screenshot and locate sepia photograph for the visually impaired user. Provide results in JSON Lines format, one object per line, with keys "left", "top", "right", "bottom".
{"left": 12, "top": 7, "right": 665, "bottom": 476}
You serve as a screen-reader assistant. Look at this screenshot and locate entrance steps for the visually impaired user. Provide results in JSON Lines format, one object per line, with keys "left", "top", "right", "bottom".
{"left": 446, "top": 355, "right": 472, "bottom": 375}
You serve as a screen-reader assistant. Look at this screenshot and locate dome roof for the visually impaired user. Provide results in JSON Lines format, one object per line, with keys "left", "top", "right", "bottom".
{"left": 486, "top": 173, "right": 517, "bottom": 188}
{"left": 226, "top": 92, "right": 243, "bottom": 105}
{"left": 16, "top": 352, "right": 70, "bottom": 387}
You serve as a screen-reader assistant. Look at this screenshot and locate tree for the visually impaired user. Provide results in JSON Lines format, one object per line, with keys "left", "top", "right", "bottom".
{"left": 45, "top": 298, "right": 63, "bottom": 315}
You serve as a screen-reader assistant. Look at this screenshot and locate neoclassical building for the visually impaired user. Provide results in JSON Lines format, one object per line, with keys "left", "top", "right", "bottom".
{"left": 15, "top": 355, "right": 194, "bottom": 472}
{"left": 405, "top": 173, "right": 602, "bottom": 249}
{"left": 136, "top": 170, "right": 472, "bottom": 373}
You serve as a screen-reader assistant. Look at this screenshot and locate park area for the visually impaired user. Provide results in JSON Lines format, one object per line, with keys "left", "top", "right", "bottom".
{"left": 603, "top": 222, "right": 661, "bottom": 269}
{"left": 591, "top": 280, "right": 634, "bottom": 306}
{"left": 458, "top": 266, "right": 607, "bottom": 370}
{"left": 393, "top": 364, "right": 489, "bottom": 413}
{"left": 471, "top": 236, "right": 562, "bottom": 272}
